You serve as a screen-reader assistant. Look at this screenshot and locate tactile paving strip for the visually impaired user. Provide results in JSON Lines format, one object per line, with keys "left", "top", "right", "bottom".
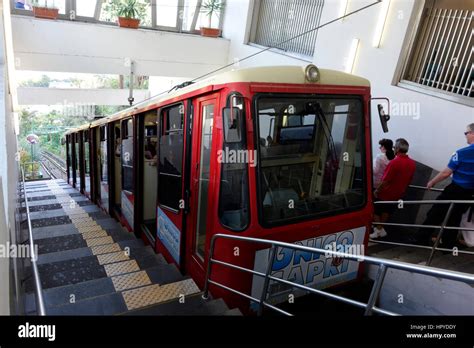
{"left": 70, "top": 217, "right": 95, "bottom": 224}
{"left": 97, "top": 251, "right": 129, "bottom": 265}
{"left": 104, "top": 260, "right": 140, "bottom": 277}
{"left": 86, "top": 236, "right": 114, "bottom": 247}
{"left": 122, "top": 279, "right": 200, "bottom": 311}
{"left": 77, "top": 225, "right": 104, "bottom": 233}
{"left": 81, "top": 230, "right": 108, "bottom": 240}
{"left": 91, "top": 243, "right": 121, "bottom": 255}
{"left": 73, "top": 220, "right": 98, "bottom": 228}
{"left": 111, "top": 271, "right": 152, "bottom": 292}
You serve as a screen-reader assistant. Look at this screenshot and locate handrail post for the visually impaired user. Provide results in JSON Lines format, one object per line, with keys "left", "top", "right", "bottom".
{"left": 202, "top": 235, "right": 218, "bottom": 300}
{"left": 427, "top": 202, "right": 454, "bottom": 266}
{"left": 257, "top": 245, "right": 277, "bottom": 316}
{"left": 364, "top": 264, "right": 388, "bottom": 316}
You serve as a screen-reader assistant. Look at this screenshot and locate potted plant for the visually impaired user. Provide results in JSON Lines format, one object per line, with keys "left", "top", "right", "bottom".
{"left": 200, "top": 0, "right": 225, "bottom": 37}
{"left": 117, "top": 0, "right": 141, "bottom": 29}
{"left": 32, "top": 0, "right": 59, "bottom": 20}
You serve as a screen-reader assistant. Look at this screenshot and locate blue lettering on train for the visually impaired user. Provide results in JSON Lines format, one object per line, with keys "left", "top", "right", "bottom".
{"left": 271, "top": 231, "right": 356, "bottom": 284}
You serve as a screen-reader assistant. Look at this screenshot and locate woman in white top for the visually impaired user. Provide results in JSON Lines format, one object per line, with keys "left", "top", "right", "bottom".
{"left": 373, "top": 138, "right": 395, "bottom": 188}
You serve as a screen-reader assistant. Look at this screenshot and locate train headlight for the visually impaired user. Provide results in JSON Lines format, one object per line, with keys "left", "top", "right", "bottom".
{"left": 305, "top": 64, "right": 320, "bottom": 83}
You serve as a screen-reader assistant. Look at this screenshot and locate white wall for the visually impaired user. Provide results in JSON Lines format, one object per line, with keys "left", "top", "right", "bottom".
{"left": 0, "top": 0, "right": 17, "bottom": 315}
{"left": 12, "top": 15, "right": 230, "bottom": 78}
{"left": 17, "top": 87, "right": 150, "bottom": 105}
{"left": 222, "top": 0, "right": 473, "bottom": 171}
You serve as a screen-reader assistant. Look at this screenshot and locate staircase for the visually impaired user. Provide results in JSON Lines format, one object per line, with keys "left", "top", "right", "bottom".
{"left": 23, "top": 179, "right": 241, "bottom": 316}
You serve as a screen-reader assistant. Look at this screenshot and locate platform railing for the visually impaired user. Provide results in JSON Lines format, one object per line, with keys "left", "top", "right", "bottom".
{"left": 372, "top": 184, "right": 474, "bottom": 265}
{"left": 202, "top": 233, "right": 474, "bottom": 316}
{"left": 23, "top": 161, "right": 43, "bottom": 181}
{"left": 20, "top": 168, "right": 47, "bottom": 315}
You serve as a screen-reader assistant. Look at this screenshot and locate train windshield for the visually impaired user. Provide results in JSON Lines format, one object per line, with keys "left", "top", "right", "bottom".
{"left": 256, "top": 95, "right": 366, "bottom": 226}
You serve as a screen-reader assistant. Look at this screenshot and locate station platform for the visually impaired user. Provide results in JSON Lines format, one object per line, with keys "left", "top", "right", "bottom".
{"left": 24, "top": 179, "right": 241, "bottom": 316}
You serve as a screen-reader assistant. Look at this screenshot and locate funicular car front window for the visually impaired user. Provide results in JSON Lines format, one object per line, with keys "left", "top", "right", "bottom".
{"left": 256, "top": 95, "right": 366, "bottom": 226}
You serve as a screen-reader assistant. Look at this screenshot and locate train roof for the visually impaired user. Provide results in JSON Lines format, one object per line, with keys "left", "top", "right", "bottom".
{"left": 65, "top": 65, "right": 370, "bottom": 134}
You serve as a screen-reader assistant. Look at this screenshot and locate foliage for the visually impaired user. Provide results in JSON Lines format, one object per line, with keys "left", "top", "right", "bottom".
{"left": 201, "top": 0, "right": 225, "bottom": 27}
{"left": 31, "top": 0, "right": 58, "bottom": 9}
{"left": 102, "top": 0, "right": 149, "bottom": 21}
{"left": 19, "top": 75, "right": 51, "bottom": 88}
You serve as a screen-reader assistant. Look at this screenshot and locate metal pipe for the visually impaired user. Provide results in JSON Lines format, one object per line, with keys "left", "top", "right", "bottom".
{"left": 374, "top": 199, "right": 474, "bottom": 204}
{"left": 258, "top": 245, "right": 277, "bottom": 316}
{"left": 372, "top": 221, "right": 474, "bottom": 232}
{"left": 22, "top": 169, "right": 46, "bottom": 315}
{"left": 369, "top": 239, "right": 474, "bottom": 255}
{"left": 409, "top": 184, "right": 444, "bottom": 192}
{"left": 427, "top": 202, "right": 455, "bottom": 265}
{"left": 202, "top": 231, "right": 218, "bottom": 300}
{"left": 365, "top": 264, "right": 388, "bottom": 316}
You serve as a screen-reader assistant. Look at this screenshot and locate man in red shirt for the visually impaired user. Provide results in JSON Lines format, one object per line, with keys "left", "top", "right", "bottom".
{"left": 370, "top": 138, "right": 416, "bottom": 239}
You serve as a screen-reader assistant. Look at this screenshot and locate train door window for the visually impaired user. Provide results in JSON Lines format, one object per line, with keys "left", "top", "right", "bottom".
{"left": 99, "top": 126, "right": 109, "bottom": 211}
{"left": 75, "top": 133, "right": 81, "bottom": 188}
{"left": 218, "top": 95, "right": 250, "bottom": 231}
{"left": 142, "top": 113, "right": 158, "bottom": 232}
{"left": 67, "top": 135, "right": 72, "bottom": 183}
{"left": 158, "top": 104, "right": 184, "bottom": 211}
{"left": 100, "top": 126, "right": 108, "bottom": 183}
{"left": 195, "top": 103, "right": 214, "bottom": 259}
{"left": 113, "top": 123, "right": 122, "bottom": 208}
{"left": 121, "top": 119, "right": 134, "bottom": 193}
{"left": 84, "top": 131, "right": 91, "bottom": 194}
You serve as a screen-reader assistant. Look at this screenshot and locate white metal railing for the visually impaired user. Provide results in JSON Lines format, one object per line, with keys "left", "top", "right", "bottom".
{"left": 20, "top": 168, "right": 47, "bottom": 315}
{"left": 202, "top": 234, "right": 474, "bottom": 316}
{"left": 251, "top": 0, "right": 324, "bottom": 57}
{"left": 403, "top": 7, "right": 473, "bottom": 99}
{"left": 371, "top": 185, "right": 474, "bottom": 265}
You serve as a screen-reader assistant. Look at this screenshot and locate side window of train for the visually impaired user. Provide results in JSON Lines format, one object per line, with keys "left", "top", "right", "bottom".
{"left": 100, "top": 126, "right": 108, "bottom": 183}
{"left": 218, "top": 94, "right": 250, "bottom": 231}
{"left": 121, "top": 119, "right": 134, "bottom": 193}
{"left": 158, "top": 103, "right": 184, "bottom": 211}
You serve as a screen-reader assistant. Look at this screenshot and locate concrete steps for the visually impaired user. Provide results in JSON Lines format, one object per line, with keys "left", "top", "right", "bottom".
{"left": 23, "top": 179, "right": 241, "bottom": 316}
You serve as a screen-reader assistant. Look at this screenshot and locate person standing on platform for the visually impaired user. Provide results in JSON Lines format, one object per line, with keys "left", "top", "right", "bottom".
{"left": 371, "top": 138, "right": 416, "bottom": 239}
{"left": 373, "top": 138, "right": 395, "bottom": 187}
{"left": 420, "top": 124, "right": 474, "bottom": 248}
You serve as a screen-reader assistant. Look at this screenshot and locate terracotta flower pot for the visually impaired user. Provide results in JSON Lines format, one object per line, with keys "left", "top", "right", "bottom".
{"left": 32, "top": 6, "right": 59, "bottom": 20}
{"left": 118, "top": 17, "right": 141, "bottom": 29}
{"left": 200, "top": 27, "right": 221, "bottom": 38}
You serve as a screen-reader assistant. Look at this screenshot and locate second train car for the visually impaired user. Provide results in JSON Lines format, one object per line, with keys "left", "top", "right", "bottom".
{"left": 65, "top": 65, "right": 381, "bottom": 311}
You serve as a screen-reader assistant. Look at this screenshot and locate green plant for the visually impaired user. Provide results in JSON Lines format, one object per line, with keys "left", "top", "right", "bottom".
{"left": 31, "top": 0, "right": 58, "bottom": 9}
{"left": 201, "top": 0, "right": 225, "bottom": 28}
{"left": 117, "top": 0, "right": 140, "bottom": 19}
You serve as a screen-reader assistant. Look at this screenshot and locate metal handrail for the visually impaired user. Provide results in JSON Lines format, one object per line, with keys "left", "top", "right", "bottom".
{"left": 373, "top": 198, "right": 474, "bottom": 265}
{"left": 21, "top": 168, "right": 46, "bottom": 315}
{"left": 202, "top": 233, "right": 474, "bottom": 317}
{"left": 408, "top": 184, "right": 444, "bottom": 192}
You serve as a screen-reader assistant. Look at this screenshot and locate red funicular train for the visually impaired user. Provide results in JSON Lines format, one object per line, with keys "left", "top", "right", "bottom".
{"left": 65, "top": 65, "right": 381, "bottom": 311}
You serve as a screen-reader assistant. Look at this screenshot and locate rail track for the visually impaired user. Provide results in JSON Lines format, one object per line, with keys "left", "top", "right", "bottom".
{"left": 40, "top": 151, "right": 67, "bottom": 180}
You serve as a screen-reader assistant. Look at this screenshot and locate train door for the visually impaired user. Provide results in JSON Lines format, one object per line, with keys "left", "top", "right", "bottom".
{"left": 121, "top": 118, "right": 135, "bottom": 231}
{"left": 185, "top": 95, "right": 220, "bottom": 286}
{"left": 66, "top": 135, "right": 73, "bottom": 185}
{"left": 83, "top": 130, "right": 91, "bottom": 198}
{"left": 139, "top": 112, "right": 158, "bottom": 244}
{"left": 99, "top": 125, "right": 110, "bottom": 213}
{"left": 76, "top": 132, "right": 83, "bottom": 192}
{"left": 111, "top": 121, "right": 122, "bottom": 218}
{"left": 156, "top": 102, "right": 186, "bottom": 268}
